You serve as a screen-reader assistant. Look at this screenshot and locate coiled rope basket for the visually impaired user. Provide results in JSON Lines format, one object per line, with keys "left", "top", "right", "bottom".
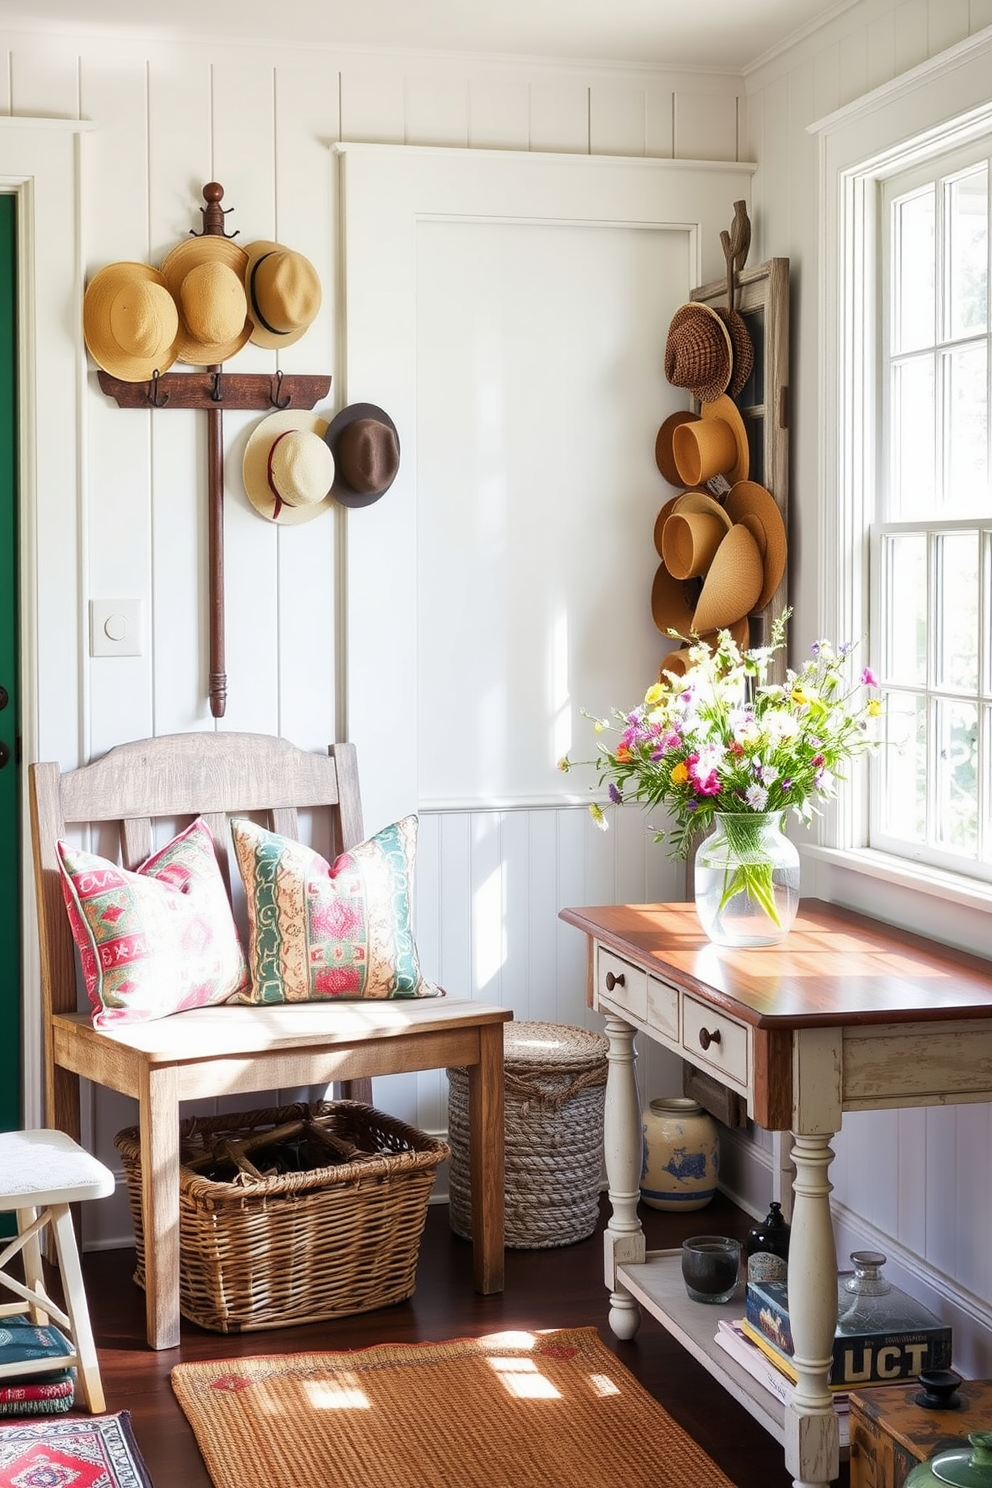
{"left": 447, "top": 1020, "right": 609, "bottom": 1249}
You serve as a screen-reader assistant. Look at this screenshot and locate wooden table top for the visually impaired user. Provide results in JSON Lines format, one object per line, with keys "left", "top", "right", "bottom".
{"left": 559, "top": 898, "right": 992, "bottom": 1030}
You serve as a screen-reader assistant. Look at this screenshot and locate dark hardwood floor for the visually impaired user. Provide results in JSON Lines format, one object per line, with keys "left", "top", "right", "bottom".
{"left": 76, "top": 1191, "right": 849, "bottom": 1488}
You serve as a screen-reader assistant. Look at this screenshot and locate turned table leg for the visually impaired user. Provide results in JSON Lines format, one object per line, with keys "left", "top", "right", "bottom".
{"left": 602, "top": 1014, "right": 645, "bottom": 1340}
{"left": 785, "top": 1129, "right": 839, "bottom": 1488}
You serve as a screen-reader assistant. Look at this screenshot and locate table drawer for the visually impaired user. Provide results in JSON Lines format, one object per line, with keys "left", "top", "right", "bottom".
{"left": 682, "top": 994, "right": 748, "bottom": 1086}
{"left": 647, "top": 974, "right": 679, "bottom": 1042}
{"left": 595, "top": 948, "right": 647, "bottom": 1021}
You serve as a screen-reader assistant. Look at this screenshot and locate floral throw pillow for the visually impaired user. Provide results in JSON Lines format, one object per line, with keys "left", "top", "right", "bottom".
{"left": 230, "top": 814, "right": 442, "bottom": 1003}
{"left": 56, "top": 817, "right": 248, "bottom": 1028}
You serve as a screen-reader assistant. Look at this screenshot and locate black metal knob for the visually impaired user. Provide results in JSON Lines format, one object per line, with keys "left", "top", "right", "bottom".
{"left": 915, "top": 1369, "right": 963, "bottom": 1410}
{"left": 604, "top": 971, "right": 625, "bottom": 992}
{"left": 0, "top": 685, "right": 7, "bottom": 710}
{"left": 0, "top": 741, "right": 9, "bottom": 768}
{"left": 699, "top": 1027, "right": 722, "bottom": 1050}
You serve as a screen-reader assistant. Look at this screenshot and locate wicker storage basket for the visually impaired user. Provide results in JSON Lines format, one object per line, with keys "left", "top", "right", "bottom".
{"left": 447, "top": 1021, "right": 608, "bottom": 1249}
{"left": 115, "top": 1099, "right": 448, "bottom": 1333}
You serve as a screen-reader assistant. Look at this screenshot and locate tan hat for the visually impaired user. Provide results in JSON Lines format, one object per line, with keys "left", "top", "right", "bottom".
{"left": 83, "top": 261, "right": 180, "bottom": 382}
{"left": 672, "top": 393, "right": 749, "bottom": 489}
{"left": 655, "top": 410, "right": 699, "bottom": 486}
{"left": 725, "top": 480, "right": 788, "bottom": 611}
{"left": 243, "top": 240, "right": 322, "bottom": 350}
{"left": 664, "top": 303, "right": 733, "bottom": 403}
{"left": 691, "top": 522, "right": 763, "bottom": 634}
{"left": 242, "top": 409, "right": 335, "bottom": 524}
{"left": 160, "top": 235, "right": 251, "bottom": 366}
{"left": 650, "top": 562, "right": 700, "bottom": 640}
{"left": 324, "top": 403, "right": 400, "bottom": 508}
{"left": 659, "top": 616, "right": 750, "bottom": 679}
{"left": 661, "top": 491, "right": 732, "bottom": 582}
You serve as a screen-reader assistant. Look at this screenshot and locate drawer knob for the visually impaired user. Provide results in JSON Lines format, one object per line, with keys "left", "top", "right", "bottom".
{"left": 698, "top": 1027, "right": 722, "bottom": 1051}
{"left": 605, "top": 971, "right": 625, "bottom": 992}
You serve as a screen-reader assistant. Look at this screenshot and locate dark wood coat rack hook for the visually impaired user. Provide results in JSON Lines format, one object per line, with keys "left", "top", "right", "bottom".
{"left": 95, "top": 180, "right": 331, "bottom": 720}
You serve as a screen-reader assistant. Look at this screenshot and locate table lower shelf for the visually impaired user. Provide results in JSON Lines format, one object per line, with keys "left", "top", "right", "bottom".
{"left": 618, "top": 1249, "right": 849, "bottom": 1454}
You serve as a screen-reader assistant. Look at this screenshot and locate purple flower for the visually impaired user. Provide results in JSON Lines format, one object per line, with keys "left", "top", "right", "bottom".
{"left": 608, "top": 782, "right": 623, "bottom": 805}
{"left": 781, "top": 778, "right": 792, "bottom": 792}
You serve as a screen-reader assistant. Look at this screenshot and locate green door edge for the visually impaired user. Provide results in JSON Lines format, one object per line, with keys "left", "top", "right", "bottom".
{"left": 0, "top": 193, "right": 20, "bottom": 1131}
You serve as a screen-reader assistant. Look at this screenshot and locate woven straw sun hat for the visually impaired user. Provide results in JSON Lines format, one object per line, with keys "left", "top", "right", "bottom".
{"left": 83, "top": 261, "right": 181, "bottom": 382}
{"left": 664, "top": 303, "right": 733, "bottom": 403}
{"left": 243, "top": 240, "right": 322, "bottom": 350}
{"left": 650, "top": 561, "right": 700, "bottom": 640}
{"left": 160, "top": 235, "right": 251, "bottom": 366}
{"left": 715, "top": 305, "right": 755, "bottom": 399}
{"left": 691, "top": 522, "right": 763, "bottom": 634}
{"left": 242, "top": 409, "right": 335, "bottom": 524}
{"left": 654, "top": 410, "right": 700, "bottom": 486}
{"left": 660, "top": 491, "right": 732, "bottom": 581}
{"left": 672, "top": 393, "right": 749, "bottom": 488}
{"left": 659, "top": 616, "right": 750, "bottom": 679}
{"left": 323, "top": 403, "right": 400, "bottom": 509}
{"left": 725, "top": 480, "right": 788, "bottom": 611}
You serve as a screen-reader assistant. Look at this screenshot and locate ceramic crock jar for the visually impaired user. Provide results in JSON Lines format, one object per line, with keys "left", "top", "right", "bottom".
{"left": 640, "top": 1096, "right": 719, "bottom": 1212}
{"left": 904, "top": 1431, "right": 992, "bottom": 1488}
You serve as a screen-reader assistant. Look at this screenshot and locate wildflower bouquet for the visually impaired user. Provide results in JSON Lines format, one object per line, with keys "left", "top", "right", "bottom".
{"left": 558, "top": 612, "right": 882, "bottom": 927}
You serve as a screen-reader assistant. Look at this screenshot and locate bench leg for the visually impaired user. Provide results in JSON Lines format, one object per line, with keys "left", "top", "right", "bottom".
{"left": 139, "top": 1064, "right": 181, "bottom": 1350}
{"left": 468, "top": 1022, "right": 505, "bottom": 1293}
{"left": 51, "top": 1203, "right": 105, "bottom": 1414}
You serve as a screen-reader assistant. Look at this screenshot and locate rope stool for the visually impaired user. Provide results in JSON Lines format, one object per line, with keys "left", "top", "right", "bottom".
{"left": 447, "top": 1021, "right": 608, "bottom": 1249}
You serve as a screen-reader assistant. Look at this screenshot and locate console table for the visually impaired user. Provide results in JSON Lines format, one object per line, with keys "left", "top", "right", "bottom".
{"left": 559, "top": 898, "right": 992, "bottom": 1488}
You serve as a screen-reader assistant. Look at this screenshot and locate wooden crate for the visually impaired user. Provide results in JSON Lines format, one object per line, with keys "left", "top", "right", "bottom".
{"left": 849, "top": 1379, "right": 992, "bottom": 1488}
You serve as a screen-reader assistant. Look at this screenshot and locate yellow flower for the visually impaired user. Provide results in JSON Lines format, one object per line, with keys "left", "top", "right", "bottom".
{"left": 593, "top": 719, "right": 606, "bottom": 734}
{"left": 588, "top": 802, "right": 609, "bottom": 830}
{"left": 868, "top": 698, "right": 883, "bottom": 717}
{"left": 644, "top": 683, "right": 665, "bottom": 706}
{"left": 556, "top": 757, "right": 571, "bottom": 773}
{"left": 670, "top": 761, "right": 689, "bottom": 785}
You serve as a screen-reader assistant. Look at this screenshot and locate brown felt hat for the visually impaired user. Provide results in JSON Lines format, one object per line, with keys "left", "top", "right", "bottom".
{"left": 160, "top": 235, "right": 251, "bottom": 366}
{"left": 242, "top": 409, "right": 335, "bottom": 524}
{"left": 691, "top": 522, "right": 763, "bottom": 634}
{"left": 243, "top": 240, "right": 322, "bottom": 350}
{"left": 725, "top": 480, "right": 788, "bottom": 612}
{"left": 664, "top": 303, "right": 733, "bottom": 403}
{"left": 672, "top": 393, "right": 749, "bottom": 488}
{"left": 324, "top": 403, "right": 400, "bottom": 509}
{"left": 83, "top": 261, "right": 180, "bottom": 382}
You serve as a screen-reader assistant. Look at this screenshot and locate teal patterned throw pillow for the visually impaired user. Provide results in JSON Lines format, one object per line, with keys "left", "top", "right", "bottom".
{"left": 230, "top": 815, "right": 442, "bottom": 1004}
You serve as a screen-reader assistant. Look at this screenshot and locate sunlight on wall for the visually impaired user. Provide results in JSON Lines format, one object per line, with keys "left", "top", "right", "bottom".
{"left": 552, "top": 602, "right": 572, "bottom": 772}
{"left": 473, "top": 857, "right": 506, "bottom": 990}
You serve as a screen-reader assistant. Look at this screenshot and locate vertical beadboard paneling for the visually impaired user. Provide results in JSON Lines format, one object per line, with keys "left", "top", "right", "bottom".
{"left": 529, "top": 808, "right": 571, "bottom": 1019}
{"left": 340, "top": 68, "right": 406, "bottom": 142}
{"left": 673, "top": 90, "right": 739, "bottom": 161}
{"left": 528, "top": 77, "right": 589, "bottom": 152}
{"left": 499, "top": 809, "right": 535, "bottom": 1018}
{"left": 9, "top": 35, "right": 78, "bottom": 117}
{"left": 929, "top": 0, "right": 971, "bottom": 55}
{"left": 836, "top": 26, "right": 869, "bottom": 108}
{"left": 404, "top": 74, "right": 470, "bottom": 147}
{"left": 812, "top": 45, "right": 842, "bottom": 131}
{"left": 645, "top": 86, "right": 675, "bottom": 159}
{"left": 971, "top": 0, "right": 992, "bottom": 32}
{"left": 467, "top": 77, "right": 530, "bottom": 150}
{"left": 893, "top": 0, "right": 930, "bottom": 74}
{"left": 865, "top": 13, "right": 897, "bottom": 89}
{"left": 589, "top": 79, "right": 645, "bottom": 156}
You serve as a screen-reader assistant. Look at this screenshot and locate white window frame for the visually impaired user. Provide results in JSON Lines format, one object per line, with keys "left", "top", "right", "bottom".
{"left": 810, "top": 27, "right": 992, "bottom": 914}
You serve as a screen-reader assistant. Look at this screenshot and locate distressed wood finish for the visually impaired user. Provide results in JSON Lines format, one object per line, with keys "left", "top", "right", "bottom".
{"left": 560, "top": 897, "right": 992, "bottom": 1488}
{"left": 29, "top": 732, "right": 510, "bottom": 1349}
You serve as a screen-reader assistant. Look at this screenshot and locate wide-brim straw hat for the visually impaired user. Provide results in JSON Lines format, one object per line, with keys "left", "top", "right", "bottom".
{"left": 242, "top": 409, "right": 335, "bottom": 524}
{"left": 660, "top": 491, "right": 732, "bottom": 580}
{"left": 650, "top": 562, "right": 700, "bottom": 640}
{"left": 655, "top": 411, "right": 699, "bottom": 486}
{"left": 243, "top": 240, "right": 322, "bottom": 350}
{"left": 715, "top": 305, "right": 755, "bottom": 399}
{"left": 323, "top": 402, "right": 400, "bottom": 508}
{"left": 691, "top": 522, "right": 763, "bottom": 634}
{"left": 160, "top": 235, "right": 251, "bottom": 366}
{"left": 83, "top": 261, "right": 180, "bottom": 382}
{"left": 664, "top": 303, "right": 733, "bottom": 403}
{"left": 658, "top": 616, "right": 750, "bottom": 679}
{"left": 672, "top": 393, "right": 749, "bottom": 489}
{"left": 725, "top": 480, "right": 788, "bottom": 611}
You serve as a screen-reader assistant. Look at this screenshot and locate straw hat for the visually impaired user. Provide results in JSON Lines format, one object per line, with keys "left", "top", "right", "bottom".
{"left": 691, "top": 522, "right": 763, "bottom": 634}
{"left": 660, "top": 492, "right": 731, "bottom": 581}
{"left": 243, "top": 240, "right": 322, "bottom": 350}
{"left": 650, "top": 561, "right": 700, "bottom": 640}
{"left": 658, "top": 616, "right": 750, "bottom": 679}
{"left": 242, "top": 409, "right": 335, "bottom": 524}
{"left": 83, "top": 262, "right": 180, "bottom": 382}
{"left": 323, "top": 403, "right": 400, "bottom": 508}
{"left": 160, "top": 235, "right": 251, "bottom": 366}
{"left": 714, "top": 306, "right": 755, "bottom": 400}
{"left": 725, "top": 480, "right": 788, "bottom": 611}
{"left": 664, "top": 303, "right": 733, "bottom": 403}
{"left": 655, "top": 411, "right": 699, "bottom": 486}
{"left": 672, "top": 393, "right": 749, "bottom": 489}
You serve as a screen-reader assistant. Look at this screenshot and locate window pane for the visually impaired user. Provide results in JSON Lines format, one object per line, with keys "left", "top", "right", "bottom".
{"left": 945, "top": 167, "right": 989, "bottom": 341}
{"left": 879, "top": 691, "right": 926, "bottom": 843}
{"left": 893, "top": 188, "right": 936, "bottom": 355}
{"left": 880, "top": 531, "right": 927, "bottom": 684}
{"left": 936, "top": 531, "right": 979, "bottom": 691}
{"left": 935, "top": 697, "right": 979, "bottom": 855}
{"left": 890, "top": 356, "right": 935, "bottom": 518}
{"left": 943, "top": 342, "right": 988, "bottom": 513}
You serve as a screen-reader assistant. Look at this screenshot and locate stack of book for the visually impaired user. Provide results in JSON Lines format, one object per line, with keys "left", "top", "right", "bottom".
{"left": 0, "top": 1320, "right": 76, "bottom": 1416}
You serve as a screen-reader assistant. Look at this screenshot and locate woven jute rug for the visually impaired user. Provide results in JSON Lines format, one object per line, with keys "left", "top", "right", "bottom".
{"left": 0, "top": 1410, "right": 153, "bottom": 1487}
{"left": 171, "top": 1325, "right": 736, "bottom": 1488}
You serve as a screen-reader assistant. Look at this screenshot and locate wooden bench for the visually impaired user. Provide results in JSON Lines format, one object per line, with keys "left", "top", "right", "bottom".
{"left": 29, "top": 731, "right": 510, "bottom": 1350}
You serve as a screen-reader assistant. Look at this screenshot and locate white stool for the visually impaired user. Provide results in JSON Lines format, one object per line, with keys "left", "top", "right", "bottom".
{"left": 0, "top": 1128, "right": 115, "bottom": 1412}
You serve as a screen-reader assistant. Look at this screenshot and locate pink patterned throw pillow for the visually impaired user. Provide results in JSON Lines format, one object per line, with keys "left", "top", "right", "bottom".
{"left": 56, "top": 818, "right": 248, "bottom": 1027}
{"left": 231, "top": 814, "right": 442, "bottom": 1003}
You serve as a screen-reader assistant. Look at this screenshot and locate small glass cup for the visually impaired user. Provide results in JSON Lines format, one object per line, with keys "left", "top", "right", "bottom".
{"left": 681, "top": 1235, "right": 741, "bottom": 1304}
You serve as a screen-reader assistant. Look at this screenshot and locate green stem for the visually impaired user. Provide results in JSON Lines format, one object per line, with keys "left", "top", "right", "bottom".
{"left": 714, "top": 813, "right": 784, "bottom": 928}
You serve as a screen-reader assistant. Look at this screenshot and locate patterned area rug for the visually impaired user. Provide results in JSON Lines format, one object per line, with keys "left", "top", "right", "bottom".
{"left": 0, "top": 1411, "right": 153, "bottom": 1487}
{"left": 172, "top": 1325, "right": 736, "bottom": 1488}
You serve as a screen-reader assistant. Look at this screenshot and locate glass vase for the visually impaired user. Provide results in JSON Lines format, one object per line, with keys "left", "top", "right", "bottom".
{"left": 693, "top": 811, "right": 800, "bottom": 948}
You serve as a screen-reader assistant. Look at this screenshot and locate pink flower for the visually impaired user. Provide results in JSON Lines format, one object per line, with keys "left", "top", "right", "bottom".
{"left": 861, "top": 666, "right": 879, "bottom": 687}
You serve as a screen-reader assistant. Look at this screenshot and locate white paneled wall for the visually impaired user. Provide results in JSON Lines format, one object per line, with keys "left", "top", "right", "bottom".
{"left": 746, "top": 0, "right": 992, "bottom": 1373}
{"left": 3, "top": 25, "right": 736, "bottom": 1244}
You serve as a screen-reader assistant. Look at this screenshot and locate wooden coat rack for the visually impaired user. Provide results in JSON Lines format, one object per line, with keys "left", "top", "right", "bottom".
{"left": 97, "top": 183, "right": 332, "bottom": 718}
